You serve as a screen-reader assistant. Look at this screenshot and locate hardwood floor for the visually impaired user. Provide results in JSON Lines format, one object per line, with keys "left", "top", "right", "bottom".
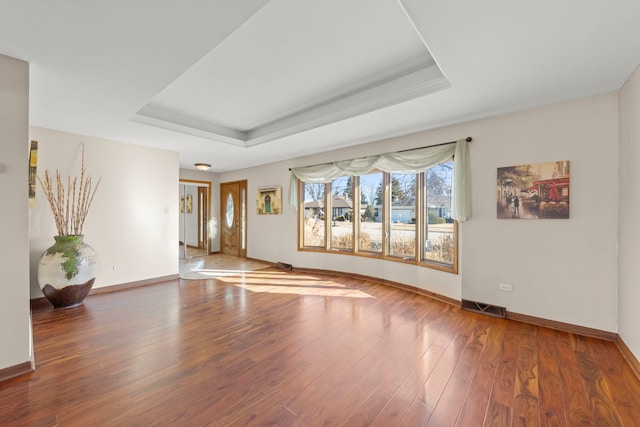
{"left": 2, "top": 267, "right": 639, "bottom": 426}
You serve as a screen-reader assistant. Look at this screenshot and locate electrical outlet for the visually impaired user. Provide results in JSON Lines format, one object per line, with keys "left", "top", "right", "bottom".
{"left": 113, "top": 264, "right": 125, "bottom": 271}
{"left": 499, "top": 283, "right": 513, "bottom": 292}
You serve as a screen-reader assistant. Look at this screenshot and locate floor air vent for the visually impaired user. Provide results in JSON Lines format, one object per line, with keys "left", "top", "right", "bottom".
{"left": 276, "top": 262, "right": 293, "bottom": 271}
{"left": 461, "top": 299, "right": 507, "bottom": 318}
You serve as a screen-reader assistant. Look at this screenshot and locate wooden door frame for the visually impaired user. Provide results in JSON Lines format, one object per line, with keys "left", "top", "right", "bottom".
{"left": 180, "top": 179, "right": 212, "bottom": 255}
{"left": 220, "top": 179, "right": 248, "bottom": 258}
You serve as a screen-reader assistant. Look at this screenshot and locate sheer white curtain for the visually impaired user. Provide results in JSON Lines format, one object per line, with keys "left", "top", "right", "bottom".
{"left": 290, "top": 138, "right": 471, "bottom": 221}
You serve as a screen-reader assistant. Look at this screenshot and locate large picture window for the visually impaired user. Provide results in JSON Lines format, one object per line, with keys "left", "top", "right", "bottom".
{"left": 298, "top": 161, "right": 458, "bottom": 272}
{"left": 292, "top": 138, "right": 469, "bottom": 274}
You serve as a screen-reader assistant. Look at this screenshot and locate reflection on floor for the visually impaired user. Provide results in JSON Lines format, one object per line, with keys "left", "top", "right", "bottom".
{"left": 179, "top": 254, "right": 272, "bottom": 280}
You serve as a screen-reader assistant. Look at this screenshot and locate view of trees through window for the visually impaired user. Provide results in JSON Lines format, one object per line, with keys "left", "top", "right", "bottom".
{"left": 389, "top": 173, "right": 417, "bottom": 258}
{"left": 302, "top": 182, "right": 325, "bottom": 247}
{"left": 331, "top": 176, "right": 353, "bottom": 250}
{"left": 424, "top": 161, "right": 455, "bottom": 264}
{"left": 299, "top": 159, "right": 456, "bottom": 272}
{"left": 359, "top": 172, "right": 382, "bottom": 253}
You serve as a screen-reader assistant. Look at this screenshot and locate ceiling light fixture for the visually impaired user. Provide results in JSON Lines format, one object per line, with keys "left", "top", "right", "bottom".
{"left": 194, "top": 163, "right": 211, "bottom": 171}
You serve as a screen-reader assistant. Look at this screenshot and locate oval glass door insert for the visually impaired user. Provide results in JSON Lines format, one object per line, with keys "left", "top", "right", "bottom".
{"left": 225, "top": 193, "right": 234, "bottom": 228}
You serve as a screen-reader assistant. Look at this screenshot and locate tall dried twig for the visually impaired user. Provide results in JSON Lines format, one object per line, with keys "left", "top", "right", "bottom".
{"left": 36, "top": 144, "right": 101, "bottom": 236}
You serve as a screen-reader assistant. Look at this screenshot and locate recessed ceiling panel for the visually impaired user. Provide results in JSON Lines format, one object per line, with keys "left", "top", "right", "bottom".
{"left": 137, "top": 0, "right": 446, "bottom": 145}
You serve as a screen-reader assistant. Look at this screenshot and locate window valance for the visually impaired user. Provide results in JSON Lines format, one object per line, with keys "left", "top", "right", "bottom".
{"left": 289, "top": 138, "right": 471, "bottom": 221}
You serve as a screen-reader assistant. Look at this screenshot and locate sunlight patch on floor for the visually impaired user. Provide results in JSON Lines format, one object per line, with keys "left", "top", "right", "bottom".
{"left": 192, "top": 268, "right": 253, "bottom": 277}
{"left": 235, "top": 283, "right": 373, "bottom": 298}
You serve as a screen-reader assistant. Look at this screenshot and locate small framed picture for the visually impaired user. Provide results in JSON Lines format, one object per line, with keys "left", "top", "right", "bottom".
{"left": 186, "top": 194, "right": 193, "bottom": 214}
{"left": 257, "top": 187, "right": 282, "bottom": 215}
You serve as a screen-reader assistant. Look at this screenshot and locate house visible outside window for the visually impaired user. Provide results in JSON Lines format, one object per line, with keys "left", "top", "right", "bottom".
{"left": 331, "top": 176, "right": 353, "bottom": 251}
{"left": 298, "top": 159, "right": 457, "bottom": 273}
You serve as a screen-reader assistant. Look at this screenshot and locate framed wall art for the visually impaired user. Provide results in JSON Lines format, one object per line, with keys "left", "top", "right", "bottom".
{"left": 497, "top": 160, "right": 570, "bottom": 219}
{"left": 28, "top": 140, "right": 38, "bottom": 207}
{"left": 186, "top": 194, "right": 193, "bottom": 214}
{"left": 257, "top": 187, "right": 282, "bottom": 215}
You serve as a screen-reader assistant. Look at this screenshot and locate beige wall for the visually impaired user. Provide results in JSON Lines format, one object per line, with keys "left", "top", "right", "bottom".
{"left": 29, "top": 127, "right": 180, "bottom": 298}
{"left": 618, "top": 65, "right": 640, "bottom": 359}
{"left": 461, "top": 94, "right": 619, "bottom": 331}
{"left": 0, "top": 54, "right": 32, "bottom": 371}
{"left": 222, "top": 93, "right": 620, "bottom": 332}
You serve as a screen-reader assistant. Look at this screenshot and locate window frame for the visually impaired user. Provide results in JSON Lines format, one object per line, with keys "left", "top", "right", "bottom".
{"left": 298, "top": 167, "right": 458, "bottom": 274}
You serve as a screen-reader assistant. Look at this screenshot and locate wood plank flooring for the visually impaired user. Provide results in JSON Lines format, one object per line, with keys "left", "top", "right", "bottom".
{"left": 2, "top": 267, "right": 639, "bottom": 426}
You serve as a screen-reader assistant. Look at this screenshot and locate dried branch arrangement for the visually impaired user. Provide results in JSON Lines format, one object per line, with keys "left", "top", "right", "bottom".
{"left": 37, "top": 145, "right": 101, "bottom": 236}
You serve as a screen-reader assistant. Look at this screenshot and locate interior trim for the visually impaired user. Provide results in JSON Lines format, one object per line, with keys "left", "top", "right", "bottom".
{"left": 134, "top": 65, "right": 448, "bottom": 148}
{"left": 30, "top": 274, "right": 180, "bottom": 309}
{"left": 88, "top": 274, "right": 180, "bottom": 296}
{"left": 291, "top": 266, "right": 459, "bottom": 307}
{"left": 506, "top": 311, "right": 617, "bottom": 342}
{"left": 180, "top": 179, "right": 212, "bottom": 257}
{"left": 615, "top": 335, "right": 640, "bottom": 381}
{"left": 277, "top": 266, "right": 622, "bottom": 345}
{"left": 0, "top": 361, "right": 34, "bottom": 383}
{"left": 283, "top": 266, "right": 627, "bottom": 353}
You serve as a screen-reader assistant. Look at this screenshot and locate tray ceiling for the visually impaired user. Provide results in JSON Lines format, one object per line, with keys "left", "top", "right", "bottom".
{"left": 1, "top": 0, "right": 639, "bottom": 172}
{"left": 134, "top": 0, "right": 448, "bottom": 147}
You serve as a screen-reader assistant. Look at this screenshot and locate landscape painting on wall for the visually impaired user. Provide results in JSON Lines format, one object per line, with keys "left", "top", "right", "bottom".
{"left": 497, "top": 160, "right": 570, "bottom": 219}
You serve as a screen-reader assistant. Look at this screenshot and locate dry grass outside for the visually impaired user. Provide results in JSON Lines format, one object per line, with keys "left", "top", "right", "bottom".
{"left": 389, "top": 236, "right": 416, "bottom": 257}
{"left": 358, "top": 232, "right": 379, "bottom": 252}
{"left": 303, "top": 217, "right": 325, "bottom": 247}
{"left": 425, "top": 233, "right": 455, "bottom": 264}
{"left": 331, "top": 231, "right": 353, "bottom": 249}
{"left": 303, "top": 217, "right": 454, "bottom": 266}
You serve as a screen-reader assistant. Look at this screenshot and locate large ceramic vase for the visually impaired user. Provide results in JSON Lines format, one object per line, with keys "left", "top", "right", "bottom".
{"left": 37, "top": 235, "right": 97, "bottom": 308}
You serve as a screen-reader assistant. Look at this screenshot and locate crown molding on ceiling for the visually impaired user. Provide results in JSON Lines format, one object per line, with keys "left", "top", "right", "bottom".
{"left": 133, "top": 104, "right": 248, "bottom": 147}
{"left": 133, "top": 63, "right": 449, "bottom": 148}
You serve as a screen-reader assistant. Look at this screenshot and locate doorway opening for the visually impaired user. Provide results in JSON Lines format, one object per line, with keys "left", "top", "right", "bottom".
{"left": 179, "top": 180, "right": 210, "bottom": 259}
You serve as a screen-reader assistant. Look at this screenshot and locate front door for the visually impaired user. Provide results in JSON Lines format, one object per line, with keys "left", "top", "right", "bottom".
{"left": 220, "top": 180, "right": 247, "bottom": 257}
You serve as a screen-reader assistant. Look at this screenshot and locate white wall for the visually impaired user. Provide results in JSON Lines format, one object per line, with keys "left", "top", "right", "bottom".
{"left": 461, "top": 94, "right": 619, "bottom": 332}
{"left": 179, "top": 169, "right": 220, "bottom": 252}
{"left": 618, "top": 65, "right": 640, "bottom": 359}
{"left": 29, "top": 127, "right": 179, "bottom": 298}
{"left": 0, "top": 54, "right": 32, "bottom": 371}
{"left": 221, "top": 93, "right": 620, "bottom": 331}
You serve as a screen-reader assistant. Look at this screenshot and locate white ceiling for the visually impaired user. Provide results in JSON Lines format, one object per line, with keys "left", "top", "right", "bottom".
{"left": 1, "top": 0, "right": 639, "bottom": 172}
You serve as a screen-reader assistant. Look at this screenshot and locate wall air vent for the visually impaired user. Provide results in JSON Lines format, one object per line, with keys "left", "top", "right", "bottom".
{"left": 461, "top": 299, "right": 507, "bottom": 318}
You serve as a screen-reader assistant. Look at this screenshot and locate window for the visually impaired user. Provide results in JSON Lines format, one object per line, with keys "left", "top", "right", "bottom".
{"left": 302, "top": 182, "right": 325, "bottom": 248}
{"left": 423, "top": 160, "right": 455, "bottom": 267}
{"left": 389, "top": 173, "right": 417, "bottom": 259}
{"left": 298, "top": 160, "right": 458, "bottom": 273}
{"left": 331, "top": 176, "right": 353, "bottom": 251}
{"left": 359, "top": 172, "right": 383, "bottom": 254}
